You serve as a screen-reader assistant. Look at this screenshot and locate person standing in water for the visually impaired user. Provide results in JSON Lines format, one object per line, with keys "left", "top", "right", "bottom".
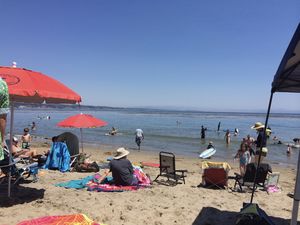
{"left": 217, "top": 122, "right": 221, "bottom": 132}
{"left": 201, "top": 125, "right": 207, "bottom": 139}
{"left": 225, "top": 129, "right": 231, "bottom": 144}
{"left": 135, "top": 128, "right": 144, "bottom": 150}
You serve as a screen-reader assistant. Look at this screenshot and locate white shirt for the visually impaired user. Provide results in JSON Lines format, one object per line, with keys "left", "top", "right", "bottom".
{"left": 135, "top": 129, "right": 143, "bottom": 137}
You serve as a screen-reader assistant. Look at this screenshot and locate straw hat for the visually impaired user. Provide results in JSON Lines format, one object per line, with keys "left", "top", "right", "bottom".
{"left": 113, "top": 147, "right": 130, "bottom": 159}
{"left": 251, "top": 122, "right": 265, "bottom": 130}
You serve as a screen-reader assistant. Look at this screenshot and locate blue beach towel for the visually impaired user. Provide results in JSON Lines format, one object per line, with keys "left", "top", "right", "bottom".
{"left": 55, "top": 175, "right": 94, "bottom": 189}
{"left": 42, "top": 142, "right": 70, "bottom": 172}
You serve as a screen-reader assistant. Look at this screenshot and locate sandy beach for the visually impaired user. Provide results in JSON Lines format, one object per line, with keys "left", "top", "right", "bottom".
{"left": 0, "top": 141, "right": 298, "bottom": 225}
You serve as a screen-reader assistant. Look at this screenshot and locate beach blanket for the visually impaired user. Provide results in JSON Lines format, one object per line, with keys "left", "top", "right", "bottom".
{"left": 55, "top": 175, "right": 94, "bottom": 189}
{"left": 87, "top": 166, "right": 151, "bottom": 192}
{"left": 55, "top": 166, "right": 150, "bottom": 192}
{"left": 16, "top": 213, "right": 102, "bottom": 225}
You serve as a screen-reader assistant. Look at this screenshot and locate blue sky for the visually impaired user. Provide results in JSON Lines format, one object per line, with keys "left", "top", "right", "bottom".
{"left": 0, "top": 1, "right": 299, "bottom": 112}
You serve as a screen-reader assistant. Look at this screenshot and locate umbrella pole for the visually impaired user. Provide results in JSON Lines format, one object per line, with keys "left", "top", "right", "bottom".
{"left": 8, "top": 102, "right": 14, "bottom": 197}
{"left": 250, "top": 92, "right": 273, "bottom": 203}
{"left": 80, "top": 128, "right": 84, "bottom": 153}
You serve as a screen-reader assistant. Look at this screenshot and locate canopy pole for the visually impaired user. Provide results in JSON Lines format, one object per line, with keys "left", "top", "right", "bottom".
{"left": 291, "top": 150, "right": 300, "bottom": 225}
{"left": 8, "top": 101, "right": 15, "bottom": 197}
{"left": 250, "top": 92, "right": 274, "bottom": 203}
{"left": 80, "top": 128, "right": 84, "bottom": 153}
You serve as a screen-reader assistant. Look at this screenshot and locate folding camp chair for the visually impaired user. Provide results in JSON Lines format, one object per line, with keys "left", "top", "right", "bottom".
{"left": 56, "top": 132, "right": 80, "bottom": 168}
{"left": 0, "top": 148, "right": 38, "bottom": 186}
{"left": 153, "top": 151, "right": 187, "bottom": 185}
{"left": 43, "top": 142, "right": 71, "bottom": 172}
{"left": 230, "top": 163, "right": 272, "bottom": 192}
{"left": 264, "top": 172, "right": 280, "bottom": 193}
{"left": 200, "top": 161, "right": 231, "bottom": 189}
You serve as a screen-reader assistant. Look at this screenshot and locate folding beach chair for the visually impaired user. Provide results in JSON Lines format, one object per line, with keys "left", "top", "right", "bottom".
{"left": 200, "top": 161, "right": 231, "bottom": 189}
{"left": 265, "top": 172, "right": 280, "bottom": 193}
{"left": 230, "top": 163, "right": 272, "bottom": 192}
{"left": 56, "top": 132, "right": 80, "bottom": 168}
{"left": 0, "top": 147, "right": 38, "bottom": 186}
{"left": 153, "top": 151, "right": 187, "bottom": 185}
{"left": 42, "top": 142, "right": 71, "bottom": 172}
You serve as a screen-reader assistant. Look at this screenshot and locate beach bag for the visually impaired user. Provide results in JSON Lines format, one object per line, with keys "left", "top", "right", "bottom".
{"left": 74, "top": 162, "right": 99, "bottom": 172}
{"left": 235, "top": 203, "right": 275, "bottom": 225}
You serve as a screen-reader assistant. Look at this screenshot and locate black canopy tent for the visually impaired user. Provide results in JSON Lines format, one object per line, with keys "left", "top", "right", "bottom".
{"left": 249, "top": 23, "right": 300, "bottom": 225}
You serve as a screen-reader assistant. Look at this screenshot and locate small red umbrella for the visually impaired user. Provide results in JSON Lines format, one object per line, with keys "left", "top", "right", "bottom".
{"left": 57, "top": 113, "right": 108, "bottom": 152}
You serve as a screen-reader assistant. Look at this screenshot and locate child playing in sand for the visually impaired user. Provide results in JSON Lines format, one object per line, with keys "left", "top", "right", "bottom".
{"left": 234, "top": 143, "right": 251, "bottom": 176}
{"left": 21, "top": 127, "right": 32, "bottom": 149}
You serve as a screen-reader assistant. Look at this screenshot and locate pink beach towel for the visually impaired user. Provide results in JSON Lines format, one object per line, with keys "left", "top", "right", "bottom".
{"left": 87, "top": 166, "right": 151, "bottom": 192}
{"left": 17, "top": 213, "right": 102, "bottom": 225}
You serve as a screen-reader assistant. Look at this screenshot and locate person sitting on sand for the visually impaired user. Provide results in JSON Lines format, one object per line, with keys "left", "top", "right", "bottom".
{"left": 11, "top": 136, "right": 37, "bottom": 158}
{"left": 234, "top": 143, "right": 251, "bottom": 176}
{"left": 207, "top": 141, "right": 214, "bottom": 149}
{"left": 73, "top": 153, "right": 99, "bottom": 172}
{"left": 98, "top": 147, "right": 138, "bottom": 186}
{"left": 21, "top": 127, "right": 32, "bottom": 149}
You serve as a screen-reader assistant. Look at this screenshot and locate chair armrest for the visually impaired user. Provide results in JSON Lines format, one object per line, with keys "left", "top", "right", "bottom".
{"left": 175, "top": 169, "right": 188, "bottom": 173}
{"left": 0, "top": 161, "right": 17, "bottom": 168}
{"left": 159, "top": 165, "right": 170, "bottom": 169}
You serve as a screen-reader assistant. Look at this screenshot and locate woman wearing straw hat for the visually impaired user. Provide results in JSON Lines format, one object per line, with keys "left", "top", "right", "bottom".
{"left": 98, "top": 147, "right": 138, "bottom": 186}
{"left": 251, "top": 122, "right": 268, "bottom": 163}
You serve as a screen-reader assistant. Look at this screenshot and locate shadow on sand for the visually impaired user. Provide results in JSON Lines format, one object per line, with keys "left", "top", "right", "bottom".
{"left": 0, "top": 185, "right": 45, "bottom": 207}
{"left": 192, "top": 207, "right": 297, "bottom": 225}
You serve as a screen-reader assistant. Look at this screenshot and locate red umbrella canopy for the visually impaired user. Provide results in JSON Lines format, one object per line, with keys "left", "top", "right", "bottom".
{"left": 0, "top": 66, "right": 81, "bottom": 104}
{"left": 57, "top": 113, "right": 108, "bottom": 128}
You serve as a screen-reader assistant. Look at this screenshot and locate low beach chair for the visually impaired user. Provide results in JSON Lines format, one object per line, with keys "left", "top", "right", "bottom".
{"left": 230, "top": 163, "right": 272, "bottom": 192}
{"left": 0, "top": 147, "right": 38, "bottom": 186}
{"left": 42, "top": 142, "right": 71, "bottom": 172}
{"left": 200, "top": 161, "right": 231, "bottom": 189}
{"left": 56, "top": 132, "right": 80, "bottom": 168}
{"left": 153, "top": 151, "right": 187, "bottom": 185}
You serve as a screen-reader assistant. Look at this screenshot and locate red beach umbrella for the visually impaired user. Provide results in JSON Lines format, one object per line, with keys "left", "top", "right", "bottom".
{"left": 0, "top": 66, "right": 81, "bottom": 103}
{"left": 57, "top": 113, "right": 108, "bottom": 152}
{"left": 0, "top": 65, "right": 81, "bottom": 197}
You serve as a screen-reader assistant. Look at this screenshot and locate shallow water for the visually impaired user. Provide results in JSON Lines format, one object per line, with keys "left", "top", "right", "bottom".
{"left": 8, "top": 108, "right": 300, "bottom": 167}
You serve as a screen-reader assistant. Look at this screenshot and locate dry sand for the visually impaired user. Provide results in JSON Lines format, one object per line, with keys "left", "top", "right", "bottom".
{"left": 0, "top": 141, "right": 298, "bottom": 225}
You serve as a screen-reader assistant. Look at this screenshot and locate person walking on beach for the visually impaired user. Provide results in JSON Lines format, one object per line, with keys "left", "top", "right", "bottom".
{"left": 217, "top": 122, "right": 221, "bottom": 132}
{"left": 251, "top": 122, "right": 268, "bottom": 163}
{"left": 135, "top": 128, "right": 144, "bottom": 150}
{"left": 200, "top": 125, "right": 207, "bottom": 139}
{"left": 224, "top": 129, "right": 231, "bottom": 144}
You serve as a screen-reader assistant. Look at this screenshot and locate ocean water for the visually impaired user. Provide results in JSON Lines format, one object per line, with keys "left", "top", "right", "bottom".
{"left": 7, "top": 108, "right": 300, "bottom": 167}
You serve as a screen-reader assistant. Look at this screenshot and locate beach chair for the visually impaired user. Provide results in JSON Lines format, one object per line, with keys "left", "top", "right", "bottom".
{"left": 230, "top": 163, "right": 272, "bottom": 192}
{"left": 42, "top": 142, "right": 71, "bottom": 172}
{"left": 153, "top": 151, "right": 187, "bottom": 185}
{"left": 200, "top": 161, "right": 231, "bottom": 189}
{"left": 264, "top": 172, "right": 280, "bottom": 193}
{"left": 56, "top": 132, "right": 80, "bottom": 168}
{"left": 0, "top": 147, "right": 38, "bottom": 186}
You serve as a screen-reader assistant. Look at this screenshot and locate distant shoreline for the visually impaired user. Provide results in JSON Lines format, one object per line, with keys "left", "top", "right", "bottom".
{"left": 13, "top": 103, "right": 300, "bottom": 115}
